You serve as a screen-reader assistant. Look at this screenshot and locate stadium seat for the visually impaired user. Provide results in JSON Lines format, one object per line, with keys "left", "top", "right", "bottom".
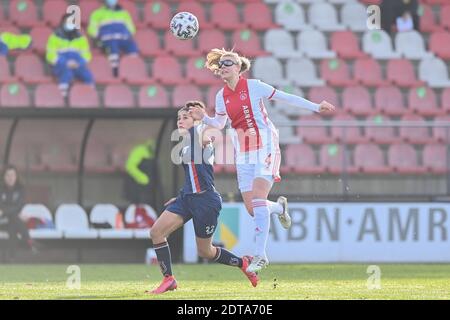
{"left": 104, "top": 84, "right": 135, "bottom": 108}
{"left": 331, "top": 31, "right": 367, "bottom": 59}
{"left": 135, "top": 29, "right": 165, "bottom": 57}
{"left": 9, "top": 0, "right": 41, "bottom": 28}
{"left": 286, "top": 58, "right": 325, "bottom": 87}
{"left": 284, "top": 144, "right": 324, "bottom": 174}
{"left": 91, "top": 204, "right": 133, "bottom": 239}
{"left": 206, "top": 84, "right": 224, "bottom": 110}
{"left": 297, "top": 114, "right": 333, "bottom": 144}
{"left": 320, "top": 59, "right": 356, "bottom": 87}
{"left": 429, "top": 32, "right": 450, "bottom": 60}
{"left": 341, "top": 2, "right": 368, "bottom": 32}
{"left": 0, "top": 83, "right": 30, "bottom": 107}
{"left": 441, "top": 88, "right": 450, "bottom": 114}
{"left": 138, "top": 84, "right": 169, "bottom": 108}
{"left": 231, "top": 30, "right": 268, "bottom": 57}
{"left": 119, "top": 56, "right": 151, "bottom": 85}
{"left": 55, "top": 204, "right": 98, "bottom": 238}
{"left": 120, "top": 0, "right": 143, "bottom": 28}
{"left": 90, "top": 55, "right": 119, "bottom": 84}
{"left": 354, "top": 58, "right": 389, "bottom": 87}
{"left": 0, "top": 56, "right": 15, "bottom": 83}
{"left": 15, "top": 54, "right": 51, "bottom": 84}
{"left": 252, "top": 57, "right": 289, "bottom": 86}
{"left": 264, "top": 29, "right": 300, "bottom": 59}
{"left": 308, "top": 87, "right": 340, "bottom": 112}
{"left": 365, "top": 115, "right": 400, "bottom": 144}
{"left": 124, "top": 204, "right": 157, "bottom": 238}
{"left": 399, "top": 114, "right": 433, "bottom": 144}
{"left": 420, "top": 4, "right": 442, "bottom": 33}
{"left": 210, "top": 2, "right": 245, "bottom": 30}
{"left": 423, "top": 144, "right": 447, "bottom": 173}
{"left": 243, "top": 2, "right": 278, "bottom": 31}
{"left": 395, "top": 31, "right": 432, "bottom": 60}
{"left": 34, "top": 83, "right": 65, "bottom": 108}
{"left": 164, "top": 31, "right": 199, "bottom": 57}
{"left": 330, "top": 114, "right": 367, "bottom": 144}
{"left": 342, "top": 86, "right": 374, "bottom": 116}
{"left": 387, "top": 59, "right": 425, "bottom": 88}
{"left": 388, "top": 144, "right": 426, "bottom": 174}
{"left": 172, "top": 84, "right": 203, "bottom": 108}
{"left": 198, "top": 29, "right": 227, "bottom": 54}
{"left": 320, "top": 144, "right": 348, "bottom": 174}
{"left": 267, "top": 111, "right": 301, "bottom": 144}
{"left": 274, "top": 0, "right": 310, "bottom": 31}
{"left": 177, "top": 1, "right": 213, "bottom": 29}
{"left": 441, "top": 5, "right": 450, "bottom": 30}
{"left": 79, "top": 0, "right": 99, "bottom": 26}
{"left": 20, "top": 204, "right": 62, "bottom": 239}
{"left": 353, "top": 144, "right": 390, "bottom": 174}
{"left": 186, "top": 57, "right": 222, "bottom": 86}
{"left": 152, "top": 56, "right": 186, "bottom": 85}
{"left": 433, "top": 115, "right": 450, "bottom": 143}
{"left": 308, "top": 2, "right": 345, "bottom": 31}
{"left": 297, "top": 30, "right": 336, "bottom": 59}
{"left": 408, "top": 86, "right": 442, "bottom": 116}
{"left": 143, "top": 1, "right": 172, "bottom": 29}
{"left": 69, "top": 84, "right": 99, "bottom": 108}
{"left": 374, "top": 86, "right": 406, "bottom": 116}
{"left": 30, "top": 26, "right": 53, "bottom": 56}
{"left": 43, "top": 0, "right": 67, "bottom": 27}
{"left": 363, "top": 30, "right": 401, "bottom": 59}
{"left": 419, "top": 57, "right": 450, "bottom": 88}
{"left": 0, "top": 3, "right": 6, "bottom": 26}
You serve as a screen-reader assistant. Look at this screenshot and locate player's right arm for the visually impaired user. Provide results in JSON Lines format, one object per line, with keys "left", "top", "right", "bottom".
{"left": 189, "top": 91, "right": 228, "bottom": 129}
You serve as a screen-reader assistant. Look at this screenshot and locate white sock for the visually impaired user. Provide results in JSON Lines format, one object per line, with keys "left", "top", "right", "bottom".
{"left": 252, "top": 199, "right": 270, "bottom": 259}
{"left": 267, "top": 200, "right": 283, "bottom": 215}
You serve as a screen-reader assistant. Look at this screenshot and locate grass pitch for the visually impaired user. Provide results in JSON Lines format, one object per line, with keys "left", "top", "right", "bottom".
{"left": 0, "top": 264, "right": 449, "bottom": 300}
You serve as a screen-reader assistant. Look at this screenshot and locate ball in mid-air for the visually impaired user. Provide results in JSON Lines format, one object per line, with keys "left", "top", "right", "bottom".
{"left": 170, "top": 12, "right": 199, "bottom": 40}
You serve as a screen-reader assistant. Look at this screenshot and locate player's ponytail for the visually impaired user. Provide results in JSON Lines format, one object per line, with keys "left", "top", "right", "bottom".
{"left": 239, "top": 56, "right": 251, "bottom": 74}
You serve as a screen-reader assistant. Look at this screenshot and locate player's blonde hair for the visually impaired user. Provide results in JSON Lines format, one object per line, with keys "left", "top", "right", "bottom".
{"left": 205, "top": 48, "right": 251, "bottom": 75}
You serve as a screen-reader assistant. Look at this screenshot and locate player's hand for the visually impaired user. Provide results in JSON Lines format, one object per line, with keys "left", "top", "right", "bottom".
{"left": 164, "top": 197, "right": 176, "bottom": 207}
{"left": 189, "top": 106, "right": 205, "bottom": 121}
{"left": 318, "top": 100, "right": 335, "bottom": 113}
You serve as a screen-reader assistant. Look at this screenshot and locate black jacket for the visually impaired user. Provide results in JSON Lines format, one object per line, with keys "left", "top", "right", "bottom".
{"left": 0, "top": 184, "right": 25, "bottom": 218}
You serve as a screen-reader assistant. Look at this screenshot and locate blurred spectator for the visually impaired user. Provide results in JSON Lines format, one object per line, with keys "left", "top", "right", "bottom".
{"left": 396, "top": 10, "right": 414, "bottom": 32}
{"left": 46, "top": 14, "right": 94, "bottom": 98}
{"left": 0, "top": 32, "right": 31, "bottom": 56}
{"left": 381, "top": 0, "right": 419, "bottom": 34}
{"left": 0, "top": 165, "right": 37, "bottom": 261}
{"left": 88, "top": 0, "right": 139, "bottom": 77}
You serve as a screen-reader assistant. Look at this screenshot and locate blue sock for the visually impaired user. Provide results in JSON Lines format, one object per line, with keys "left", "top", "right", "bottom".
{"left": 212, "top": 247, "right": 243, "bottom": 268}
{"left": 154, "top": 241, "right": 173, "bottom": 277}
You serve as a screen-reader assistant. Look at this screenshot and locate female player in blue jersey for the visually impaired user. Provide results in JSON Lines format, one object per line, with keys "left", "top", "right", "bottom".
{"left": 147, "top": 101, "right": 259, "bottom": 295}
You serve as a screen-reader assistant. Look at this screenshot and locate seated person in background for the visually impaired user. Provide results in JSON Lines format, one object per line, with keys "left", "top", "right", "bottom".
{"left": 0, "top": 32, "right": 31, "bottom": 56}
{"left": 381, "top": 0, "right": 419, "bottom": 34}
{"left": 88, "top": 0, "right": 139, "bottom": 77}
{"left": 396, "top": 10, "right": 414, "bottom": 32}
{"left": 46, "top": 14, "right": 94, "bottom": 98}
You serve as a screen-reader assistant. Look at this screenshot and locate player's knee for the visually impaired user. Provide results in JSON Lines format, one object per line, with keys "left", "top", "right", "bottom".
{"left": 150, "top": 227, "right": 163, "bottom": 241}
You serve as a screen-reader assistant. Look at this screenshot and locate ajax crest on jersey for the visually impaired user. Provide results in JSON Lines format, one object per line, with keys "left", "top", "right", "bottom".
{"left": 170, "top": 12, "right": 199, "bottom": 40}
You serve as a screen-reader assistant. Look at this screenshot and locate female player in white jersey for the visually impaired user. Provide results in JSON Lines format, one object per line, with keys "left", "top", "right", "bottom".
{"left": 189, "top": 49, "right": 335, "bottom": 273}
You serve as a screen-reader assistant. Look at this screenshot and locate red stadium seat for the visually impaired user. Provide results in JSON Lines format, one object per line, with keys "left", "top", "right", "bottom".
{"left": 296, "top": 114, "right": 333, "bottom": 144}
{"left": 79, "top": 0, "right": 100, "bottom": 26}
{"left": 206, "top": 84, "right": 223, "bottom": 110}
{"left": 441, "top": 88, "right": 450, "bottom": 114}
{"left": 429, "top": 32, "right": 450, "bottom": 60}
{"left": 284, "top": 144, "right": 324, "bottom": 174}
{"left": 138, "top": 84, "right": 169, "bottom": 108}
{"left": 408, "top": 86, "right": 442, "bottom": 116}
{"left": 104, "top": 84, "right": 134, "bottom": 108}
{"left": 420, "top": 4, "right": 442, "bottom": 32}
{"left": 43, "top": 0, "right": 67, "bottom": 27}
{"left": 186, "top": 57, "right": 222, "bottom": 86}
{"left": 365, "top": 115, "right": 400, "bottom": 144}
{"left": 330, "top": 31, "right": 367, "bottom": 59}
{"left": 135, "top": 29, "right": 165, "bottom": 57}
{"left": 15, "top": 54, "right": 52, "bottom": 84}
{"left": 320, "top": 59, "right": 356, "bottom": 87}
{"left": 69, "top": 84, "right": 99, "bottom": 108}
{"left": 387, "top": 59, "right": 425, "bottom": 88}
{"left": 330, "top": 114, "right": 367, "bottom": 144}
{"left": 9, "top": 0, "right": 42, "bottom": 28}
{"left": 0, "top": 56, "right": 15, "bottom": 83}
{"left": 164, "top": 31, "right": 199, "bottom": 57}
{"left": 231, "top": 30, "right": 268, "bottom": 57}
{"left": 143, "top": 1, "right": 172, "bottom": 29}
{"left": 342, "top": 86, "right": 374, "bottom": 116}
{"left": 441, "top": 5, "right": 450, "bottom": 30}
{"left": 243, "top": 3, "right": 278, "bottom": 31}
{"left": 198, "top": 29, "right": 227, "bottom": 54}
{"left": 308, "top": 86, "right": 340, "bottom": 112}
{"left": 433, "top": 115, "right": 450, "bottom": 143}
{"left": 320, "top": 144, "right": 348, "bottom": 174}
{"left": 178, "top": 1, "right": 213, "bottom": 29}
{"left": 172, "top": 84, "right": 203, "bottom": 108}
{"left": 34, "top": 83, "right": 65, "bottom": 108}
{"left": 211, "top": 2, "right": 246, "bottom": 30}
{"left": 119, "top": 56, "right": 152, "bottom": 85}
{"left": 90, "top": 55, "right": 120, "bottom": 84}
{"left": 152, "top": 56, "right": 187, "bottom": 85}
{"left": 374, "top": 86, "right": 406, "bottom": 116}
{"left": 423, "top": 144, "right": 447, "bottom": 173}
{"left": 388, "top": 144, "right": 426, "bottom": 174}
{"left": 30, "top": 26, "right": 53, "bottom": 56}
{"left": 0, "top": 3, "right": 6, "bottom": 26}
{"left": 399, "top": 114, "right": 433, "bottom": 144}
{"left": 120, "top": 0, "right": 143, "bottom": 28}
{"left": 353, "top": 144, "right": 390, "bottom": 174}
{"left": 423, "top": 0, "right": 449, "bottom": 4}
{"left": 0, "top": 83, "right": 30, "bottom": 107}
{"left": 354, "top": 58, "right": 389, "bottom": 87}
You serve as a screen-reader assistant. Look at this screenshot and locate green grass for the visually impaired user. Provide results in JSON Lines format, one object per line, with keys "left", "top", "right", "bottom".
{"left": 0, "top": 264, "right": 449, "bottom": 300}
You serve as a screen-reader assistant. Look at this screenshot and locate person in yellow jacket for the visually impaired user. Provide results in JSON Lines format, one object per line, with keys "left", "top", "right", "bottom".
{"left": 46, "top": 14, "right": 94, "bottom": 98}
{"left": 88, "top": 0, "right": 139, "bottom": 77}
{"left": 0, "top": 32, "right": 31, "bottom": 56}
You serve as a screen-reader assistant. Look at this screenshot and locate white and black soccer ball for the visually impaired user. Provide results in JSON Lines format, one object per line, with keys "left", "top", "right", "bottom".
{"left": 170, "top": 12, "right": 199, "bottom": 40}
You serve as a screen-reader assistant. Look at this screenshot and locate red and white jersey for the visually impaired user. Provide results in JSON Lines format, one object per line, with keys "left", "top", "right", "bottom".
{"left": 215, "top": 77, "right": 279, "bottom": 156}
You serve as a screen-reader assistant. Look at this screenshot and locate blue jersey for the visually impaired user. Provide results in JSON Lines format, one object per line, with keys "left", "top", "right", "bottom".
{"left": 180, "top": 125, "right": 215, "bottom": 194}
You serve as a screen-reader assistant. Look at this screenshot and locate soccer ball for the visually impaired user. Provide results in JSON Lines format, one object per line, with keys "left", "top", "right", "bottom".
{"left": 170, "top": 12, "right": 199, "bottom": 40}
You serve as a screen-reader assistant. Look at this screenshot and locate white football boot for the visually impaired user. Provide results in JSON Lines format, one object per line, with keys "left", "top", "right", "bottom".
{"left": 246, "top": 255, "right": 269, "bottom": 273}
{"left": 277, "top": 196, "right": 291, "bottom": 229}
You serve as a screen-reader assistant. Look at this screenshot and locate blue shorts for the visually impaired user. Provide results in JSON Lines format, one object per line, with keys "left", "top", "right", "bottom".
{"left": 166, "top": 189, "right": 222, "bottom": 238}
{"left": 102, "top": 38, "right": 138, "bottom": 56}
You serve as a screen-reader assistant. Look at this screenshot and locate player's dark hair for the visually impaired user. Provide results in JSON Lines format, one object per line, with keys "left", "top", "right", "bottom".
{"left": 179, "top": 100, "right": 205, "bottom": 113}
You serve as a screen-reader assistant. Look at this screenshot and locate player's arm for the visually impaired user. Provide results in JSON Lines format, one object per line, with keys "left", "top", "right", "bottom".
{"left": 189, "top": 92, "right": 228, "bottom": 129}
